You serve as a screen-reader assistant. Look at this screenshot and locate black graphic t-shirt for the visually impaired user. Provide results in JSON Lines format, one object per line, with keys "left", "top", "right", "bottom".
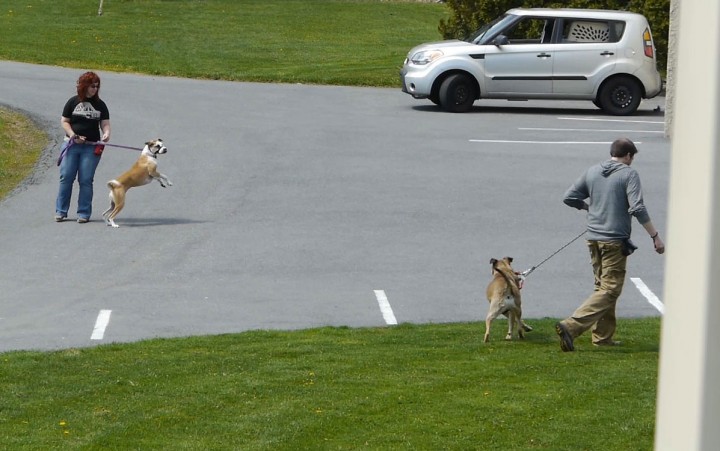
{"left": 62, "top": 95, "right": 110, "bottom": 142}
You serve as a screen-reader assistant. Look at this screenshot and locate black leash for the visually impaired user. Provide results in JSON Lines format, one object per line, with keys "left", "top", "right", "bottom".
{"left": 520, "top": 230, "right": 587, "bottom": 278}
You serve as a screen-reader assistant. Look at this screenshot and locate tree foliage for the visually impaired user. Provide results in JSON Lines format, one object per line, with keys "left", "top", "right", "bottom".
{"left": 438, "top": 0, "right": 671, "bottom": 73}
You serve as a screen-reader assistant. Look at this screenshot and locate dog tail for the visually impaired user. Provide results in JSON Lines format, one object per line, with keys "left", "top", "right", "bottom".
{"left": 108, "top": 179, "right": 121, "bottom": 189}
{"left": 495, "top": 266, "right": 522, "bottom": 300}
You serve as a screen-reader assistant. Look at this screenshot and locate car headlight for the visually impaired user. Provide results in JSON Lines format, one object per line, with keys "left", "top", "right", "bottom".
{"left": 410, "top": 50, "right": 444, "bottom": 65}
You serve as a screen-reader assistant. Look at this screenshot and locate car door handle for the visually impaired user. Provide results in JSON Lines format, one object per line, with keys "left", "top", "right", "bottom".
{"left": 536, "top": 53, "right": 551, "bottom": 58}
{"left": 600, "top": 51, "right": 615, "bottom": 56}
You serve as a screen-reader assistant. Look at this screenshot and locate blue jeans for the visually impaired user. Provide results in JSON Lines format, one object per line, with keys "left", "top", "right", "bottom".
{"left": 55, "top": 143, "right": 101, "bottom": 219}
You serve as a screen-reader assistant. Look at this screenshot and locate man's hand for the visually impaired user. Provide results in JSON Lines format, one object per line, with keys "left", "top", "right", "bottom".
{"left": 653, "top": 236, "right": 665, "bottom": 254}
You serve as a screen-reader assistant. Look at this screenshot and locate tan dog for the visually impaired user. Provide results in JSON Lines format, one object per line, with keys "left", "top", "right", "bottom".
{"left": 484, "top": 257, "right": 533, "bottom": 342}
{"left": 102, "top": 139, "right": 172, "bottom": 228}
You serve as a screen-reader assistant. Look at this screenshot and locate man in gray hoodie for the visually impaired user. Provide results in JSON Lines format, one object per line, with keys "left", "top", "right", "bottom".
{"left": 555, "top": 138, "right": 665, "bottom": 352}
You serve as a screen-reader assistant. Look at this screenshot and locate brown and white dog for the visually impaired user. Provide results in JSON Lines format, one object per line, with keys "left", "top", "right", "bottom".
{"left": 102, "top": 139, "right": 172, "bottom": 228}
{"left": 484, "top": 257, "right": 533, "bottom": 342}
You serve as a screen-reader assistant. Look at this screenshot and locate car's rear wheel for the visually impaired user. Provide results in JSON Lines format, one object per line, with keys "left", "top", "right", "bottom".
{"left": 598, "top": 76, "right": 642, "bottom": 115}
{"left": 439, "top": 74, "right": 476, "bottom": 113}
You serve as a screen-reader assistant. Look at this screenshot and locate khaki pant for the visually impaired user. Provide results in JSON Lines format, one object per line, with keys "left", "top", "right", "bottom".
{"left": 562, "top": 240, "right": 627, "bottom": 344}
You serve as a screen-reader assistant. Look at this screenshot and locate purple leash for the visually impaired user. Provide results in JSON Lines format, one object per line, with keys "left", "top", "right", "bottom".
{"left": 85, "top": 140, "right": 144, "bottom": 151}
{"left": 57, "top": 139, "right": 143, "bottom": 166}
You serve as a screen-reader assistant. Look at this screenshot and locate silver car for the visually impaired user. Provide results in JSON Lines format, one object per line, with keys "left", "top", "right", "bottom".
{"left": 400, "top": 8, "right": 662, "bottom": 115}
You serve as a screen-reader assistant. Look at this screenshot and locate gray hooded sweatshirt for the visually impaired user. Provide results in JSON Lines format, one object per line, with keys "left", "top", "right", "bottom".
{"left": 563, "top": 160, "right": 651, "bottom": 241}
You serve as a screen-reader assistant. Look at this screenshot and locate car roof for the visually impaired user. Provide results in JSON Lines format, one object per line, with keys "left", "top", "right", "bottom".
{"left": 506, "top": 8, "right": 645, "bottom": 20}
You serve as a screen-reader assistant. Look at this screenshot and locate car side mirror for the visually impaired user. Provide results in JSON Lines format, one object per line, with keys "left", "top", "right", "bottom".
{"left": 493, "top": 35, "right": 509, "bottom": 46}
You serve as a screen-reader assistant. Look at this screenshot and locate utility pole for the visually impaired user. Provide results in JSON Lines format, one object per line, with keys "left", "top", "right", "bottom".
{"left": 655, "top": 0, "right": 720, "bottom": 449}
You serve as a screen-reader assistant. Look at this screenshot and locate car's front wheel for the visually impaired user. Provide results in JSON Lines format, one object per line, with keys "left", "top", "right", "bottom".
{"left": 598, "top": 76, "right": 642, "bottom": 115}
{"left": 438, "top": 74, "right": 476, "bottom": 113}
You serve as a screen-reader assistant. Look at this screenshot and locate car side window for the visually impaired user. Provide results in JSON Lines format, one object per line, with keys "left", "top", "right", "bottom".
{"left": 561, "top": 19, "right": 625, "bottom": 43}
{"left": 502, "top": 18, "right": 555, "bottom": 44}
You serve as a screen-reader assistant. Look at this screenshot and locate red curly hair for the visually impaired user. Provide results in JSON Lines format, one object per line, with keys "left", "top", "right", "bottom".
{"left": 76, "top": 71, "right": 101, "bottom": 102}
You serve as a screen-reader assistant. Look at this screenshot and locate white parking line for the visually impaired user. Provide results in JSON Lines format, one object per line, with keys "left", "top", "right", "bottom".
{"left": 557, "top": 117, "right": 664, "bottom": 124}
{"left": 630, "top": 278, "right": 664, "bottom": 314}
{"left": 374, "top": 290, "right": 397, "bottom": 325}
{"left": 469, "top": 139, "right": 635, "bottom": 145}
{"left": 519, "top": 127, "right": 663, "bottom": 134}
{"left": 91, "top": 310, "right": 112, "bottom": 340}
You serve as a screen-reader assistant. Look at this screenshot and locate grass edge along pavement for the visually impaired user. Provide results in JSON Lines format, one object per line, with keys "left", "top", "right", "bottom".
{"left": 0, "top": 107, "right": 46, "bottom": 200}
{"left": 1, "top": 319, "right": 659, "bottom": 449}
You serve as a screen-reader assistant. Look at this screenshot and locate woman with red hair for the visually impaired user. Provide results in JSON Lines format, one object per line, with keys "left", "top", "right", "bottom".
{"left": 55, "top": 71, "right": 111, "bottom": 223}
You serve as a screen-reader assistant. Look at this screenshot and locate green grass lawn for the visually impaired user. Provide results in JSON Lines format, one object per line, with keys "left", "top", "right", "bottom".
{"left": 0, "top": 0, "right": 447, "bottom": 87}
{"left": 0, "top": 1, "right": 661, "bottom": 449}
{"left": 0, "top": 108, "right": 46, "bottom": 199}
{"left": 1, "top": 319, "right": 659, "bottom": 450}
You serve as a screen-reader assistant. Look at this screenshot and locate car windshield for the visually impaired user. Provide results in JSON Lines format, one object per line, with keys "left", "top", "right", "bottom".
{"left": 466, "top": 13, "right": 518, "bottom": 44}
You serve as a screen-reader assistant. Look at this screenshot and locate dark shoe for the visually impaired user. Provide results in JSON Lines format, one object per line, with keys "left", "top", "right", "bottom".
{"left": 77, "top": 217, "right": 89, "bottom": 224}
{"left": 555, "top": 322, "right": 575, "bottom": 352}
{"left": 593, "top": 340, "right": 622, "bottom": 347}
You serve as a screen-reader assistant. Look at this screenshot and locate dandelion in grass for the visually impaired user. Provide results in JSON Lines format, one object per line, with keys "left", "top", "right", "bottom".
{"left": 304, "top": 371, "right": 316, "bottom": 386}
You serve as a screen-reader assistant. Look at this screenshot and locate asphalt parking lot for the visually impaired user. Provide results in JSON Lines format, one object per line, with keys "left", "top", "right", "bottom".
{"left": 0, "top": 61, "right": 669, "bottom": 351}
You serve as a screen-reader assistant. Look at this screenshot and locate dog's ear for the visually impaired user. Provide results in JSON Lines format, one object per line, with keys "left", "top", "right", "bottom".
{"left": 505, "top": 257, "right": 514, "bottom": 263}
{"left": 489, "top": 258, "right": 498, "bottom": 265}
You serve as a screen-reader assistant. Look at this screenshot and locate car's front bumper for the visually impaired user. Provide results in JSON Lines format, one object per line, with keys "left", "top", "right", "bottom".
{"left": 399, "top": 65, "right": 433, "bottom": 99}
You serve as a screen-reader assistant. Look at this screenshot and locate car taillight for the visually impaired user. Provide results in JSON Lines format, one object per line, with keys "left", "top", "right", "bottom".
{"left": 643, "top": 28, "right": 654, "bottom": 58}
